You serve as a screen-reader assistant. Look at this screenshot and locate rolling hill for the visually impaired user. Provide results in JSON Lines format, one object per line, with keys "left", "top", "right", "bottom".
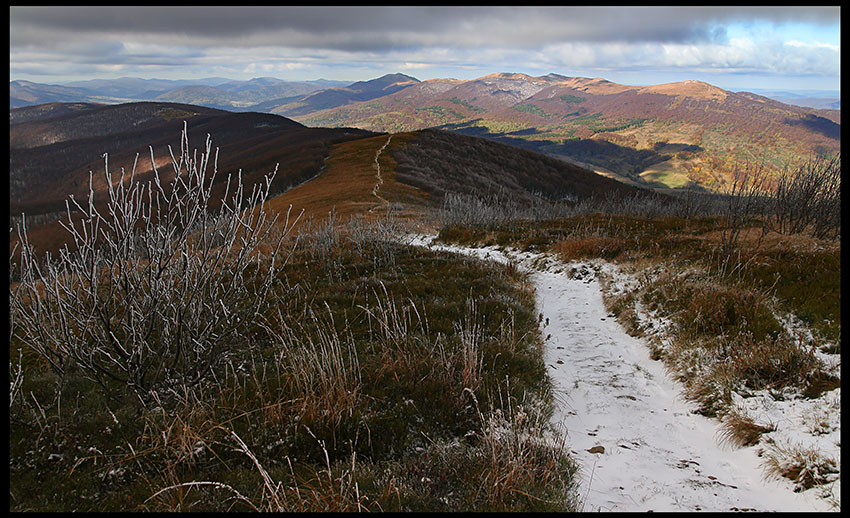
{"left": 269, "top": 73, "right": 421, "bottom": 117}
{"left": 153, "top": 77, "right": 351, "bottom": 110}
{"left": 9, "top": 80, "right": 95, "bottom": 109}
{"left": 9, "top": 102, "right": 378, "bottom": 255}
{"left": 9, "top": 77, "right": 348, "bottom": 111}
{"left": 293, "top": 73, "right": 840, "bottom": 190}
{"left": 9, "top": 100, "right": 653, "bottom": 256}
{"left": 11, "top": 73, "right": 839, "bottom": 191}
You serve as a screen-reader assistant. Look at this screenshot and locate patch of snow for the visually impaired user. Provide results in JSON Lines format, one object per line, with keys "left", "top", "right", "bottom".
{"left": 404, "top": 234, "right": 839, "bottom": 512}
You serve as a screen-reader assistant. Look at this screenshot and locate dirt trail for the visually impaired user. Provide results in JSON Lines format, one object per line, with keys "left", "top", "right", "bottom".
{"left": 404, "top": 234, "right": 833, "bottom": 512}
{"left": 368, "top": 134, "right": 392, "bottom": 213}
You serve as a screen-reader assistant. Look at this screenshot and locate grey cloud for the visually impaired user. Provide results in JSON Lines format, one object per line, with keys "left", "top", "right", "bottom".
{"left": 10, "top": 6, "right": 840, "bottom": 51}
{"left": 9, "top": 6, "right": 840, "bottom": 88}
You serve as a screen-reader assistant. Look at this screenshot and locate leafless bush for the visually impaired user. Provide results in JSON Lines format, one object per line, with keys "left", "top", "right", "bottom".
{"left": 9, "top": 123, "right": 300, "bottom": 403}
{"left": 437, "top": 192, "right": 523, "bottom": 228}
{"left": 9, "top": 210, "right": 67, "bottom": 232}
{"left": 297, "top": 211, "right": 342, "bottom": 277}
{"left": 297, "top": 210, "right": 408, "bottom": 276}
{"left": 713, "top": 160, "right": 772, "bottom": 254}
{"left": 437, "top": 188, "right": 726, "bottom": 230}
{"left": 570, "top": 190, "right": 724, "bottom": 219}
{"left": 9, "top": 349, "right": 24, "bottom": 410}
{"left": 769, "top": 154, "right": 840, "bottom": 239}
{"left": 665, "top": 187, "right": 725, "bottom": 219}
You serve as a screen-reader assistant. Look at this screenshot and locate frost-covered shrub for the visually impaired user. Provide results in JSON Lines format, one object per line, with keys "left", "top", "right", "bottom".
{"left": 10, "top": 123, "right": 300, "bottom": 402}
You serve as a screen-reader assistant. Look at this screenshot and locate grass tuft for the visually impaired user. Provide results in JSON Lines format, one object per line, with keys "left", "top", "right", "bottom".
{"left": 717, "top": 408, "right": 776, "bottom": 448}
{"left": 761, "top": 441, "right": 840, "bottom": 492}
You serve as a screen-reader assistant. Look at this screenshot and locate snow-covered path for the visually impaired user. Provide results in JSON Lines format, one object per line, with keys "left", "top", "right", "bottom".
{"left": 405, "top": 234, "right": 834, "bottom": 512}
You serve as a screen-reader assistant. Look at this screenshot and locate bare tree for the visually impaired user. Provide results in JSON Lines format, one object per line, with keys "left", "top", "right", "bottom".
{"left": 769, "top": 154, "right": 840, "bottom": 239}
{"left": 10, "top": 123, "right": 301, "bottom": 403}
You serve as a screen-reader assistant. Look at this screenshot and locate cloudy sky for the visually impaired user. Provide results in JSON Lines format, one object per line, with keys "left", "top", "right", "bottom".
{"left": 9, "top": 6, "right": 841, "bottom": 92}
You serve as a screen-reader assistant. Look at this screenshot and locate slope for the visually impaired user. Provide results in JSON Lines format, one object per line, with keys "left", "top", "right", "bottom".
{"left": 271, "top": 73, "right": 421, "bottom": 118}
{"left": 9, "top": 80, "right": 95, "bottom": 109}
{"left": 9, "top": 101, "right": 376, "bottom": 256}
{"left": 10, "top": 100, "right": 655, "bottom": 258}
{"left": 294, "top": 73, "right": 840, "bottom": 190}
{"left": 263, "top": 127, "right": 655, "bottom": 228}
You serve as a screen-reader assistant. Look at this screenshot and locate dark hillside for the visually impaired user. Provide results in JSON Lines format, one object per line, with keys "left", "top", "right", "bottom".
{"left": 390, "top": 128, "right": 651, "bottom": 204}
{"left": 10, "top": 102, "right": 372, "bottom": 205}
{"left": 273, "top": 73, "right": 420, "bottom": 117}
{"left": 9, "top": 102, "right": 377, "bottom": 257}
{"left": 9, "top": 102, "right": 231, "bottom": 149}
{"left": 9, "top": 80, "right": 94, "bottom": 108}
{"left": 8, "top": 102, "right": 104, "bottom": 125}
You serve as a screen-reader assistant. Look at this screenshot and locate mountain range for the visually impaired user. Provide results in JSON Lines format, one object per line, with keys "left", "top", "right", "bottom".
{"left": 288, "top": 73, "right": 840, "bottom": 189}
{"left": 9, "top": 76, "right": 349, "bottom": 110}
{"left": 9, "top": 73, "right": 841, "bottom": 191}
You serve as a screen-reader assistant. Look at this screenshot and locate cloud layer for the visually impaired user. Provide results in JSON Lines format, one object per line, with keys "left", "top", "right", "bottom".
{"left": 9, "top": 6, "right": 841, "bottom": 90}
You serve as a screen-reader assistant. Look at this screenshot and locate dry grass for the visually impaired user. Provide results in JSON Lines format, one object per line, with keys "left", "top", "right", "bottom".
{"left": 264, "top": 132, "right": 429, "bottom": 227}
{"left": 717, "top": 408, "right": 776, "bottom": 448}
{"left": 272, "top": 308, "right": 363, "bottom": 434}
{"left": 263, "top": 134, "right": 392, "bottom": 223}
{"left": 553, "top": 235, "right": 631, "bottom": 261}
{"left": 471, "top": 393, "right": 579, "bottom": 511}
{"left": 10, "top": 211, "right": 578, "bottom": 511}
{"left": 628, "top": 264, "right": 832, "bottom": 416}
{"left": 761, "top": 441, "right": 840, "bottom": 492}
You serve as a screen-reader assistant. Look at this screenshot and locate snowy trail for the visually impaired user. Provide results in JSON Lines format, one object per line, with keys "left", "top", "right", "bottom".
{"left": 404, "top": 234, "right": 833, "bottom": 512}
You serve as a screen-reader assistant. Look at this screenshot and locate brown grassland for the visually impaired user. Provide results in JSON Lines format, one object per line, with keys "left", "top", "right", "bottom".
{"left": 9, "top": 128, "right": 581, "bottom": 512}
{"left": 264, "top": 132, "right": 429, "bottom": 225}
{"left": 8, "top": 121, "right": 840, "bottom": 510}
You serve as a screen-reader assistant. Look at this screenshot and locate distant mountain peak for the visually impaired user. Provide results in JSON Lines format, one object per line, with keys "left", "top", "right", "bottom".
{"left": 385, "top": 72, "right": 420, "bottom": 81}
{"left": 357, "top": 73, "right": 419, "bottom": 84}
{"left": 541, "top": 73, "right": 571, "bottom": 82}
{"left": 639, "top": 80, "right": 728, "bottom": 101}
{"left": 480, "top": 72, "right": 536, "bottom": 81}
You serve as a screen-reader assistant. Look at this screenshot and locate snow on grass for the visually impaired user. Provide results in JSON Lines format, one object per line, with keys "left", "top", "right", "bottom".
{"left": 404, "top": 233, "right": 839, "bottom": 512}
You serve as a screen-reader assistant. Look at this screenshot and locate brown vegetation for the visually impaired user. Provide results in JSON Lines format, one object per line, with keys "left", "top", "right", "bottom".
{"left": 9, "top": 102, "right": 376, "bottom": 257}
{"left": 9, "top": 125, "right": 580, "bottom": 511}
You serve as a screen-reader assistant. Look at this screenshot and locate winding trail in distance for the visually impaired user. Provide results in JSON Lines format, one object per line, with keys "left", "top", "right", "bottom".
{"left": 368, "top": 134, "right": 392, "bottom": 214}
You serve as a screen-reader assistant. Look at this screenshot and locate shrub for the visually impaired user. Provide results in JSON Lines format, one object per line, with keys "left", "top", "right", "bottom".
{"left": 717, "top": 407, "right": 775, "bottom": 448}
{"left": 9, "top": 123, "right": 300, "bottom": 403}
{"left": 768, "top": 154, "right": 841, "bottom": 239}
